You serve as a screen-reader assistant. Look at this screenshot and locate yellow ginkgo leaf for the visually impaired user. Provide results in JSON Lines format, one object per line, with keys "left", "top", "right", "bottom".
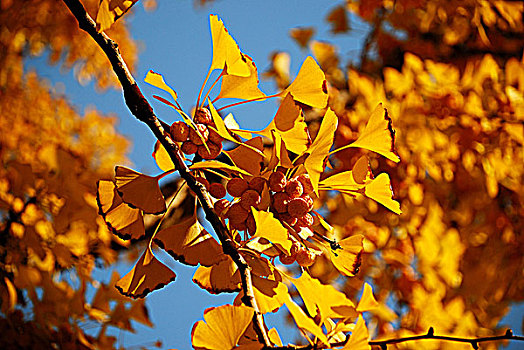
{"left": 144, "top": 70, "right": 178, "bottom": 102}
{"left": 285, "top": 56, "right": 328, "bottom": 109}
{"left": 209, "top": 15, "right": 250, "bottom": 77}
{"left": 329, "top": 234, "right": 363, "bottom": 277}
{"left": 208, "top": 100, "right": 264, "bottom": 156}
{"left": 343, "top": 103, "right": 400, "bottom": 163}
{"left": 318, "top": 170, "right": 364, "bottom": 193}
{"left": 290, "top": 27, "right": 315, "bottom": 49}
{"left": 115, "top": 166, "right": 166, "bottom": 214}
{"left": 96, "top": 0, "right": 139, "bottom": 32}
{"left": 115, "top": 246, "right": 176, "bottom": 298}
{"left": 235, "top": 275, "right": 288, "bottom": 314}
{"left": 154, "top": 208, "right": 226, "bottom": 267}
{"left": 284, "top": 295, "right": 329, "bottom": 345}
{"left": 225, "top": 137, "right": 265, "bottom": 177}
{"left": 265, "top": 131, "right": 293, "bottom": 173}
{"left": 364, "top": 173, "right": 402, "bottom": 214}
{"left": 193, "top": 256, "right": 241, "bottom": 294}
{"left": 217, "top": 55, "right": 266, "bottom": 100}
{"left": 152, "top": 141, "right": 175, "bottom": 172}
{"left": 251, "top": 209, "right": 292, "bottom": 255}
{"left": 191, "top": 304, "right": 254, "bottom": 350}
{"left": 342, "top": 316, "right": 371, "bottom": 350}
{"left": 268, "top": 328, "right": 283, "bottom": 347}
{"left": 356, "top": 283, "right": 379, "bottom": 312}
{"left": 304, "top": 108, "right": 338, "bottom": 194}
{"left": 97, "top": 180, "right": 145, "bottom": 241}
{"left": 190, "top": 160, "right": 252, "bottom": 177}
{"left": 260, "top": 93, "right": 311, "bottom": 155}
{"left": 292, "top": 271, "right": 356, "bottom": 323}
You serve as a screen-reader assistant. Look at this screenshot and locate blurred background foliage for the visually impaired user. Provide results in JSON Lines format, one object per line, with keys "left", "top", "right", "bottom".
{"left": 0, "top": 0, "right": 522, "bottom": 349}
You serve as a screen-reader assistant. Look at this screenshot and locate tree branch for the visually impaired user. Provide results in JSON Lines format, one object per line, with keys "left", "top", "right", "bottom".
{"left": 61, "top": 0, "right": 270, "bottom": 346}
{"left": 265, "top": 328, "right": 524, "bottom": 349}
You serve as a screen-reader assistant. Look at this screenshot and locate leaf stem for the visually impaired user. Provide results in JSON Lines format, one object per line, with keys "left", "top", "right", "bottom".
{"left": 216, "top": 92, "right": 283, "bottom": 112}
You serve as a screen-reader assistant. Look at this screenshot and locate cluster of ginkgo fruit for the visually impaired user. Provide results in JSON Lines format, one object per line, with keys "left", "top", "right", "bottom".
{"left": 170, "top": 108, "right": 223, "bottom": 159}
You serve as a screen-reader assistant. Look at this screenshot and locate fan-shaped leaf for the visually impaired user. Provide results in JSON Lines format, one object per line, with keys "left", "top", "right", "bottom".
{"left": 115, "top": 246, "right": 176, "bottom": 298}
{"left": 193, "top": 256, "right": 241, "bottom": 294}
{"left": 357, "top": 283, "right": 379, "bottom": 312}
{"left": 285, "top": 56, "right": 328, "bottom": 108}
{"left": 96, "top": 0, "right": 139, "bottom": 32}
{"left": 342, "top": 316, "right": 371, "bottom": 350}
{"left": 145, "top": 70, "right": 178, "bottom": 102}
{"left": 218, "top": 55, "right": 265, "bottom": 100}
{"left": 191, "top": 304, "right": 254, "bottom": 350}
{"left": 304, "top": 108, "right": 338, "bottom": 194}
{"left": 97, "top": 180, "right": 145, "bottom": 241}
{"left": 154, "top": 209, "right": 226, "bottom": 267}
{"left": 284, "top": 296, "right": 329, "bottom": 345}
{"left": 364, "top": 173, "right": 401, "bottom": 214}
{"left": 251, "top": 209, "right": 292, "bottom": 255}
{"left": 115, "top": 166, "right": 166, "bottom": 214}
{"left": 329, "top": 235, "right": 363, "bottom": 277}
{"left": 152, "top": 141, "right": 175, "bottom": 172}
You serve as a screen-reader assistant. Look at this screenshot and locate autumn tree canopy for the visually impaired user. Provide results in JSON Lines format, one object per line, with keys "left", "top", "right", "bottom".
{"left": 1, "top": 0, "right": 523, "bottom": 349}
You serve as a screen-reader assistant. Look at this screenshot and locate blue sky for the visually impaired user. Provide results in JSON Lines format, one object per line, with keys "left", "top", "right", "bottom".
{"left": 28, "top": 1, "right": 522, "bottom": 349}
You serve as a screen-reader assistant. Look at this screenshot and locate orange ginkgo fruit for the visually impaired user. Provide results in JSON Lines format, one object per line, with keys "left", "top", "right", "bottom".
{"left": 115, "top": 245, "right": 176, "bottom": 299}
{"left": 191, "top": 304, "right": 254, "bottom": 350}
{"left": 115, "top": 166, "right": 167, "bottom": 214}
{"left": 97, "top": 180, "right": 145, "bottom": 241}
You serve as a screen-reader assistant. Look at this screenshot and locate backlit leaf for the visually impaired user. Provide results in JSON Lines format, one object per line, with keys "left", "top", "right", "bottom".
{"left": 260, "top": 93, "right": 310, "bottom": 155}
{"left": 304, "top": 108, "right": 338, "bottom": 194}
{"left": 326, "top": 5, "right": 349, "bottom": 33}
{"left": 193, "top": 256, "right": 241, "bottom": 294}
{"left": 96, "top": 0, "right": 139, "bottom": 32}
{"left": 285, "top": 56, "right": 328, "bottom": 108}
{"left": 364, "top": 173, "right": 401, "bottom": 214}
{"left": 342, "top": 316, "right": 371, "bottom": 350}
{"left": 329, "top": 235, "right": 364, "bottom": 277}
{"left": 152, "top": 141, "right": 175, "bottom": 172}
{"left": 115, "top": 166, "right": 166, "bottom": 214}
{"left": 154, "top": 208, "right": 226, "bottom": 267}
{"left": 292, "top": 271, "right": 356, "bottom": 323}
{"left": 225, "top": 137, "right": 265, "bottom": 176}
{"left": 357, "top": 283, "right": 379, "bottom": 312}
{"left": 217, "top": 55, "right": 266, "bottom": 100}
{"left": 115, "top": 246, "right": 176, "bottom": 298}
{"left": 284, "top": 295, "right": 329, "bottom": 345}
{"left": 190, "top": 160, "right": 252, "bottom": 177}
{"left": 209, "top": 15, "right": 250, "bottom": 77}
{"left": 342, "top": 104, "right": 400, "bottom": 163}
{"left": 235, "top": 275, "right": 288, "bottom": 314}
{"left": 251, "top": 209, "right": 292, "bottom": 255}
{"left": 191, "top": 304, "right": 254, "bottom": 350}
{"left": 145, "top": 70, "right": 178, "bottom": 102}
{"left": 97, "top": 180, "right": 145, "bottom": 241}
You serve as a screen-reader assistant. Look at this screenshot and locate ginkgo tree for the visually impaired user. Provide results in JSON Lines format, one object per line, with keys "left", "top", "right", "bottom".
{"left": 59, "top": 0, "right": 523, "bottom": 349}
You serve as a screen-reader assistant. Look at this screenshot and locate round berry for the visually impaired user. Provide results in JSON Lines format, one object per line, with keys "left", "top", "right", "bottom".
{"left": 296, "top": 248, "right": 316, "bottom": 267}
{"left": 297, "top": 173, "right": 314, "bottom": 195}
{"left": 279, "top": 252, "right": 296, "bottom": 265}
{"left": 181, "top": 141, "right": 198, "bottom": 155}
{"left": 301, "top": 195, "right": 314, "bottom": 211}
{"left": 272, "top": 192, "right": 290, "bottom": 214}
{"left": 248, "top": 177, "right": 267, "bottom": 194}
{"left": 240, "top": 189, "right": 261, "bottom": 211}
{"left": 285, "top": 179, "right": 304, "bottom": 198}
{"left": 194, "top": 108, "right": 213, "bottom": 125}
{"left": 170, "top": 121, "right": 190, "bottom": 142}
{"left": 278, "top": 212, "right": 297, "bottom": 226}
{"left": 288, "top": 197, "right": 310, "bottom": 218}
{"left": 295, "top": 213, "right": 314, "bottom": 228}
{"left": 197, "top": 141, "right": 222, "bottom": 160}
{"left": 189, "top": 123, "right": 209, "bottom": 145}
{"left": 214, "top": 199, "right": 230, "bottom": 217}
{"left": 226, "top": 178, "right": 249, "bottom": 198}
{"left": 246, "top": 213, "right": 257, "bottom": 236}
{"left": 269, "top": 171, "right": 287, "bottom": 192}
{"left": 208, "top": 128, "right": 223, "bottom": 144}
{"left": 227, "top": 203, "right": 249, "bottom": 224}
{"left": 209, "top": 183, "right": 226, "bottom": 199}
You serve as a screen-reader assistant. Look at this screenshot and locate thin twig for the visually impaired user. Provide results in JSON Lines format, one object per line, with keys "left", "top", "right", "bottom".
{"left": 61, "top": 0, "right": 270, "bottom": 346}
